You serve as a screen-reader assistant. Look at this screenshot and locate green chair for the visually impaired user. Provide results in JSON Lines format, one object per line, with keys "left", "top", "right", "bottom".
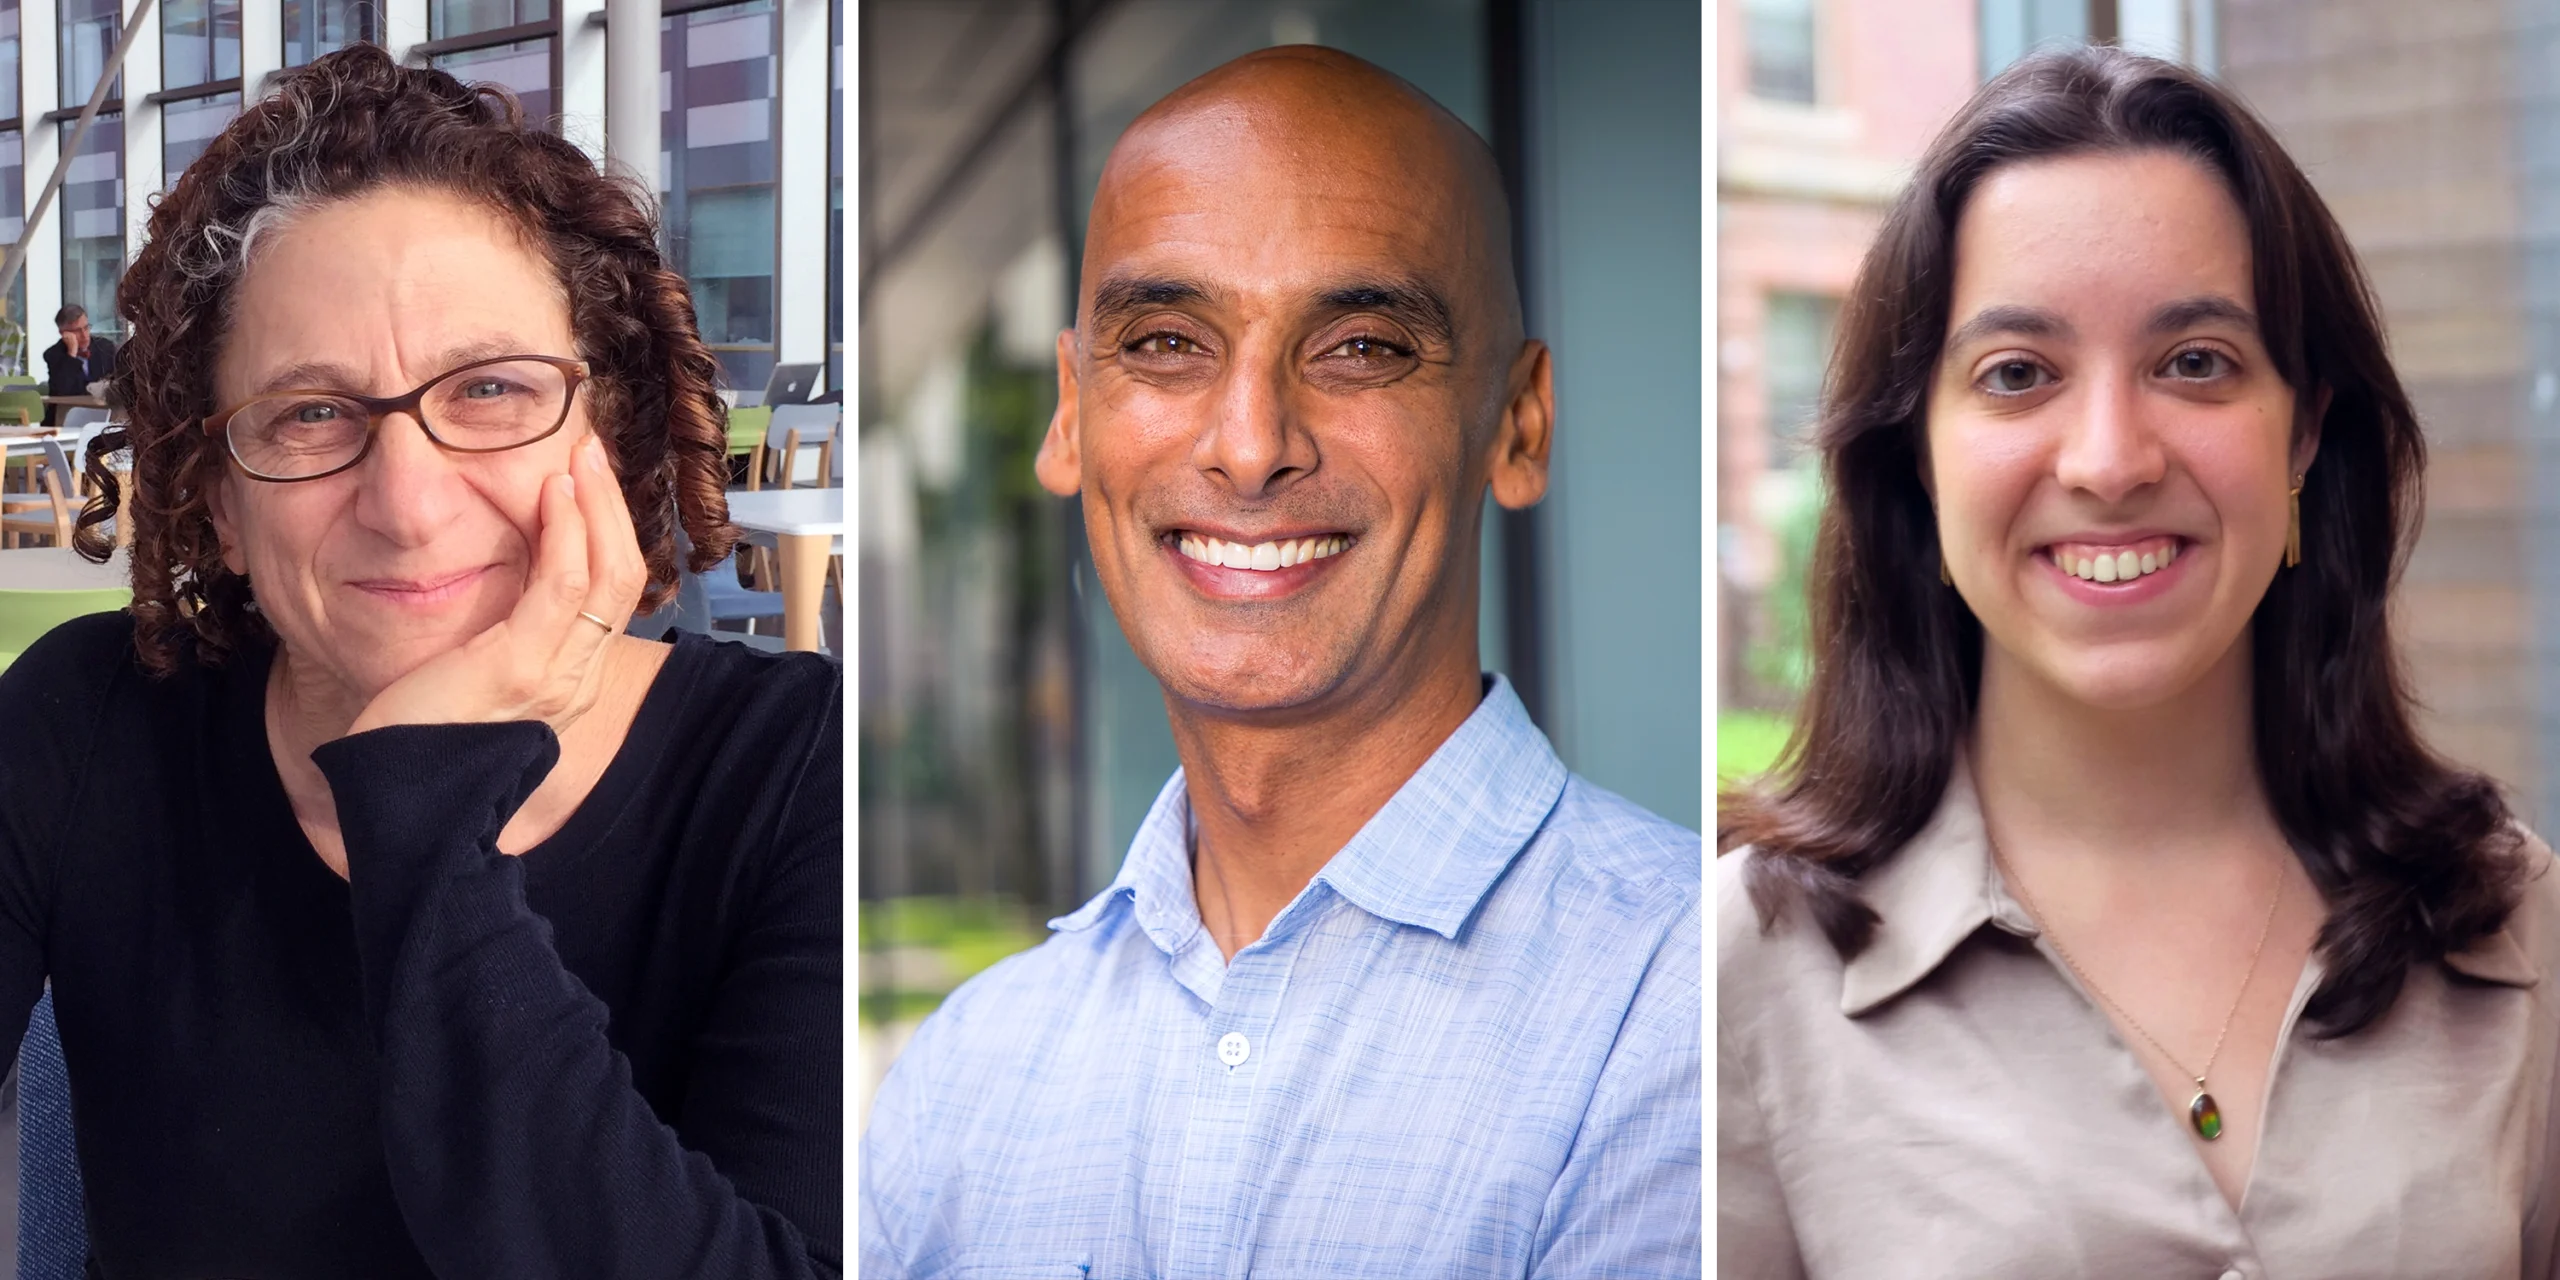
{"left": 725, "top": 405, "right": 771, "bottom": 458}
{"left": 0, "top": 387, "right": 45, "bottom": 428}
{"left": 0, "top": 587, "right": 130, "bottom": 673}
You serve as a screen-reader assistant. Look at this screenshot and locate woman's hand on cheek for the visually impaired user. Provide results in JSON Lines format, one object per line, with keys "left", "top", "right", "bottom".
{"left": 345, "top": 432, "right": 645, "bottom": 739}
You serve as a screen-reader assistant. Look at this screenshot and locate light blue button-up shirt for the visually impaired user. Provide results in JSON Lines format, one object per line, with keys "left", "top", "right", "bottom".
{"left": 859, "top": 676, "right": 1702, "bottom": 1278}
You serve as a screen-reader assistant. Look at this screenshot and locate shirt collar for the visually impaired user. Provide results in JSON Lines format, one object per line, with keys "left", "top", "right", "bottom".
{"left": 1839, "top": 754, "right": 2541, "bottom": 1017}
{"left": 1837, "top": 756, "right": 2010, "bottom": 1017}
{"left": 1049, "top": 675, "right": 1570, "bottom": 951}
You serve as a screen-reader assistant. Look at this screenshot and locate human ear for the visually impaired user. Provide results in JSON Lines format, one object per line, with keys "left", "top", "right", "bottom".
{"left": 1033, "top": 329, "right": 1084, "bottom": 498}
{"left": 203, "top": 472, "right": 248, "bottom": 576}
{"left": 1487, "top": 340, "right": 1553, "bottom": 510}
{"left": 2291, "top": 384, "right": 2331, "bottom": 478}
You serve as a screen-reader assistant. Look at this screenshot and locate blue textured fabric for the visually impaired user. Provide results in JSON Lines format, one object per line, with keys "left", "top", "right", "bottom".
{"left": 860, "top": 676, "right": 1704, "bottom": 1278}
{"left": 17, "top": 988, "right": 84, "bottom": 1280}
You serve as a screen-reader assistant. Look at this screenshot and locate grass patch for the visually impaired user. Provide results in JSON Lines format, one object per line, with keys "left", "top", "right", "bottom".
{"left": 1718, "top": 710, "right": 1795, "bottom": 786}
{"left": 858, "top": 896, "right": 1049, "bottom": 1028}
{"left": 860, "top": 989, "right": 960, "bottom": 1026}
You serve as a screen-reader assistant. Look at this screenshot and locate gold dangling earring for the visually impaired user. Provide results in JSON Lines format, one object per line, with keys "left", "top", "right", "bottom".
{"left": 2285, "top": 476, "right": 2303, "bottom": 568}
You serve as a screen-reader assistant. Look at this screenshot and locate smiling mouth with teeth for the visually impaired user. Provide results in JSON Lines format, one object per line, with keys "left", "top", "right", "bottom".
{"left": 1175, "top": 532, "right": 1352, "bottom": 572}
{"left": 2046, "top": 535, "right": 2183, "bottom": 584}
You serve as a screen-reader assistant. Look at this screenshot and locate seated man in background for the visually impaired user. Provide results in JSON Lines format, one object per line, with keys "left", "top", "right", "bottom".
{"left": 39, "top": 304, "right": 113, "bottom": 426}
{"left": 861, "top": 45, "right": 1702, "bottom": 1278}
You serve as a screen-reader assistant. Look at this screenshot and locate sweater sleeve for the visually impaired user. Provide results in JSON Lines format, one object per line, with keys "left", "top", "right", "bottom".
{"left": 312, "top": 717, "right": 840, "bottom": 1279}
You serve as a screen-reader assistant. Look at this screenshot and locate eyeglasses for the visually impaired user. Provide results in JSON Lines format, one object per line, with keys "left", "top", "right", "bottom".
{"left": 203, "top": 354, "right": 591, "bottom": 482}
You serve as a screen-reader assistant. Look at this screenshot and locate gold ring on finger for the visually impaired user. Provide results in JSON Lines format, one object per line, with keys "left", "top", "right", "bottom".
{"left": 578, "top": 610, "right": 615, "bottom": 633}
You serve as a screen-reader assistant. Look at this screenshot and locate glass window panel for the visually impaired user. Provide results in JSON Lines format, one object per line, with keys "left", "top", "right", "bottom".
{"left": 663, "top": 0, "right": 775, "bottom": 392}
{"left": 1745, "top": 0, "right": 1817, "bottom": 104}
{"left": 432, "top": 37, "right": 553, "bottom": 128}
{"left": 0, "top": 129, "right": 22, "bottom": 244}
{"left": 0, "top": 128, "right": 16, "bottom": 372}
{"left": 826, "top": 0, "right": 840, "bottom": 383}
{"left": 687, "top": 187, "right": 773, "bottom": 281}
{"left": 1762, "top": 291, "right": 1837, "bottom": 467}
{"left": 163, "top": 90, "right": 237, "bottom": 192}
{"left": 282, "top": 0, "right": 372, "bottom": 68}
{"left": 58, "top": 0, "right": 120, "bottom": 109}
{"left": 0, "top": 0, "right": 21, "bottom": 121}
{"left": 432, "top": 0, "right": 547, "bottom": 40}
{"left": 161, "top": 0, "right": 237, "bottom": 91}
{"left": 4, "top": 271, "right": 21, "bottom": 377}
{"left": 59, "top": 112, "right": 121, "bottom": 340}
{"left": 214, "top": 0, "right": 239, "bottom": 78}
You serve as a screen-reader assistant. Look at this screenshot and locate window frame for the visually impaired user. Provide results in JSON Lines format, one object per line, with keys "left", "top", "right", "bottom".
{"left": 662, "top": 0, "right": 782, "bottom": 391}
{"left": 829, "top": 0, "right": 849, "bottom": 389}
{"left": 55, "top": 107, "right": 123, "bottom": 340}
{"left": 1741, "top": 0, "right": 1821, "bottom": 106}
{"left": 153, "top": 84, "right": 239, "bottom": 194}
{"left": 55, "top": 0, "right": 124, "bottom": 113}
{"left": 281, "top": 0, "right": 378, "bottom": 70}
{"left": 1760, "top": 288, "right": 1840, "bottom": 469}
{"left": 414, "top": 11, "right": 564, "bottom": 128}
{"left": 0, "top": 0, "right": 23, "bottom": 133}
{"left": 158, "top": 0, "right": 240, "bottom": 97}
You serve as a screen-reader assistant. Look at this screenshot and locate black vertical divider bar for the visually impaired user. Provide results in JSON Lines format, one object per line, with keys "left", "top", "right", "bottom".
{"left": 1051, "top": 0, "right": 1091, "bottom": 916}
{"left": 1486, "top": 0, "right": 1546, "bottom": 728}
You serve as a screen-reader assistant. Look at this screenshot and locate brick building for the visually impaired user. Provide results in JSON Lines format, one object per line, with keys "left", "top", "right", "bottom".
{"left": 1715, "top": 0, "right": 1976, "bottom": 709}
{"left": 2220, "top": 1, "right": 2560, "bottom": 823}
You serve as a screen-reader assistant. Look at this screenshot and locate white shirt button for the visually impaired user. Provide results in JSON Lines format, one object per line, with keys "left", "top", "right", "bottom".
{"left": 1217, "top": 1032, "right": 1250, "bottom": 1067}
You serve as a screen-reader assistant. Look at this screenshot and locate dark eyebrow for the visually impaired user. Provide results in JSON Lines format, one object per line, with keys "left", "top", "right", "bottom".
{"left": 1944, "top": 297, "right": 2259, "bottom": 356}
{"left": 248, "top": 340, "right": 540, "bottom": 397}
{"left": 2146, "top": 294, "right": 2258, "bottom": 337}
{"left": 1945, "top": 304, "right": 2072, "bottom": 352}
{"left": 1087, "top": 276, "right": 1217, "bottom": 333}
{"left": 1314, "top": 280, "right": 1456, "bottom": 349}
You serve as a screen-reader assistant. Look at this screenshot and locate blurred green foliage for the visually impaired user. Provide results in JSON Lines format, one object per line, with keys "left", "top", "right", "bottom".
{"left": 1717, "top": 710, "right": 1794, "bottom": 785}
{"left": 1743, "top": 470, "right": 1823, "bottom": 698}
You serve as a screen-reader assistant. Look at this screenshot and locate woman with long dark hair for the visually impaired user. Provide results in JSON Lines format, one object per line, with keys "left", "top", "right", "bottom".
{"left": 1719, "top": 46, "right": 2558, "bottom": 1277}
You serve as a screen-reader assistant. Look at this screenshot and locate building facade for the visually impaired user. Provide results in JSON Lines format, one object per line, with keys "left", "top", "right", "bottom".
{"left": 1716, "top": 0, "right": 1977, "bottom": 711}
{"left": 0, "top": 0, "right": 840, "bottom": 396}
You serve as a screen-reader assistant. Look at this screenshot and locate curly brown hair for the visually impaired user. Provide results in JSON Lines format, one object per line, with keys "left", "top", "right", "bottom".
{"left": 84, "top": 41, "right": 740, "bottom": 674}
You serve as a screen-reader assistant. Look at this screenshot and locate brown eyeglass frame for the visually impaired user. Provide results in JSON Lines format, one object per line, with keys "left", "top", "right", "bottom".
{"left": 201, "top": 354, "right": 592, "bottom": 483}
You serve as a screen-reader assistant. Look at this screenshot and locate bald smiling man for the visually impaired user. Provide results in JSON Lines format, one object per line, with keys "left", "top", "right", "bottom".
{"left": 860, "top": 48, "right": 1702, "bottom": 1277}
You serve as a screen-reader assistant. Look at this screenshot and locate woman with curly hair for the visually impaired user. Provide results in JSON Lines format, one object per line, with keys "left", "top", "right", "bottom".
{"left": 1719, "top": 45, "right": 2560, "bottom": 1278}
{"left": 0, "top": 43, "right": 839, "bottom": 1276}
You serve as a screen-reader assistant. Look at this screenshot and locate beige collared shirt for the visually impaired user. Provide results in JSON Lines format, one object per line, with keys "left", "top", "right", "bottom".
{"left": 1718, "top": 761, "right": 2560, "bottom": 1279}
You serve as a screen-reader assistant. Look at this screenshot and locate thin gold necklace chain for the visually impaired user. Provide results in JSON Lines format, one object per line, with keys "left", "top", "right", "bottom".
{"left": 1990, "top": 840, "right": 2285, "bottom": 1089}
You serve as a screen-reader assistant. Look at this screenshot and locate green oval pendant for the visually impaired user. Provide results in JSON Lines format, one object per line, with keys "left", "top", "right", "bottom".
{"left": 2189, "top": 1090, "right": 2224, "bottom": 1141}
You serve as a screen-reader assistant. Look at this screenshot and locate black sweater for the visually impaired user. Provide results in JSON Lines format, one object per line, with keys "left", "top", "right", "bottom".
{"left": 0, "top": 613, "right": 841, "bottom": 1277}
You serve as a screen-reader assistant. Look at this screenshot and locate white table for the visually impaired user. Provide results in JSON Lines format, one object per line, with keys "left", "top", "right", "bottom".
{"left": 0, "top": 546, "right": 127, "bottom": 591}
{"left": 0, "top": 430, "right": 64, "bottom": 459}
{"left": 726, "top": 488, "right": 843, "bottom": 652}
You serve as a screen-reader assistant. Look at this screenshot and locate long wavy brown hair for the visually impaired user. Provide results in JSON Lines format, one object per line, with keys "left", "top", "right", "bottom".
{"left": 84, "top": 41, "right": 739, "bottom": 674}
{"left": 1719, "top": 46, "right": 2532, "bottom": 1038}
